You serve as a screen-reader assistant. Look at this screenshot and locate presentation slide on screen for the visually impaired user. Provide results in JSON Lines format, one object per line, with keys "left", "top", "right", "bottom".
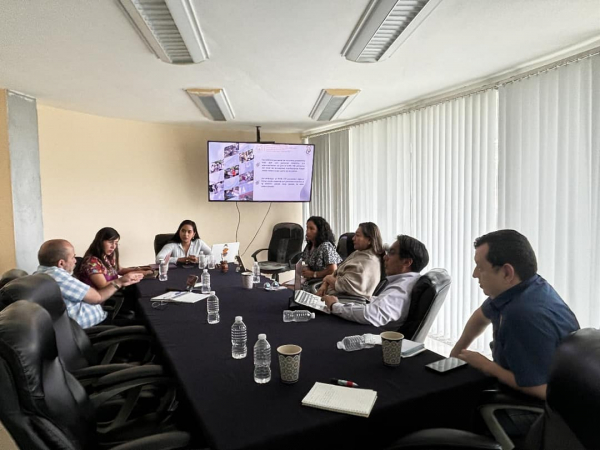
{"left": 208, "top": 142, "right": 314, "bottom": 202}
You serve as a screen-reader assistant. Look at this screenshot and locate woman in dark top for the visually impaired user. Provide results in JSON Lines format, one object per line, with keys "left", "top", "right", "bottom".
{"left": 300, "top": 216, "right": 342, "bottom": 280}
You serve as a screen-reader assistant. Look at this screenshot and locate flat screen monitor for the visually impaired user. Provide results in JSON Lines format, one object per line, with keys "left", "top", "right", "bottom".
{"left": 207, "top": 141, "right": 315, "bottom": 202}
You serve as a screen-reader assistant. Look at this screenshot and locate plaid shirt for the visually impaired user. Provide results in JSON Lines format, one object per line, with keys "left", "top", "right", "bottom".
{"left": 35, "top": 265, "right": 107, "bottom": 329}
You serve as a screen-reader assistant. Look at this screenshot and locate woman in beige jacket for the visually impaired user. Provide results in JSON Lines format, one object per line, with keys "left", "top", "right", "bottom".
{"left": 317, "top": 222, "right": 384, "bottom": 300}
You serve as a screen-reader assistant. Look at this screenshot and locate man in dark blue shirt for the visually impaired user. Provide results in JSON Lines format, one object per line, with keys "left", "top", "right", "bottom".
{"left": 450, "top": 230, "right": 579, "bottom": 400}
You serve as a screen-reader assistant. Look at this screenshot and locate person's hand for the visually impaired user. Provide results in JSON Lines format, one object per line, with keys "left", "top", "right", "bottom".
{"left": 449, "top": 345, "right": 461, "bottom": 358}
{"left": 120, "top": 272, "right": 143, "bottom": 286}
{"left": 457, "top": 350, "right": 493, "bottom": 375}
{"left": 323, "top": 274, "right": 336, "bottom": 286}
{"left": 184, "top": 256, "right": 198, "bottom": 264}
{"left": 322, "top": 295, "right": 339, "bottom": 308}
{"left": 316, "top": 284, "right": 327, "bottom": 297}
{"left": 301, "top": 267, "right": 312, "bottom": 278}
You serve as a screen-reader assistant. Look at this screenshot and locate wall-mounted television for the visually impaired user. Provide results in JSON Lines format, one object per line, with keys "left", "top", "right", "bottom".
{"left": 208, "top": 141, "right": 315, "bottom": 202}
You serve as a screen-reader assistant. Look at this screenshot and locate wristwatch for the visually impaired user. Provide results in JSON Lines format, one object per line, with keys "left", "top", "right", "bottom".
{"left": 111, "top": 281, "right": 121, "bottom": 290}
{"left": 313, "top": 271, "right": 317, "bottom": 278}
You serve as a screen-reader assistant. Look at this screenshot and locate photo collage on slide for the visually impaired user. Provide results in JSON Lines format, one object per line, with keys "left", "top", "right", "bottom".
{"left": 209, "top": 142, "right": 255, "bottom": 201}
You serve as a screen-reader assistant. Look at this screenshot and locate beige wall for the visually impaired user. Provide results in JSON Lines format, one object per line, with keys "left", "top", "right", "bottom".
{"left": 37, "top": 105, "right": 303, "bottom": 270}
{"left": 0, "top": 90, "right": 17, "bottom": 273}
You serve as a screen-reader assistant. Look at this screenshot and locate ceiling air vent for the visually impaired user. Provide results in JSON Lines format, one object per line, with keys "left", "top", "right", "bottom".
{"left": 309, "top": 89, "right": 360, "bottom": 122}
{"left": 185, "top": 89, "right": 235, "bottom": 121}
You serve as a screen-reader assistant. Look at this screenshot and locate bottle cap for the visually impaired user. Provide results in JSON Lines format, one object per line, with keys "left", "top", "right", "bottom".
{"left": 258, "top": 333, "right": 266, "bottom": 340}
{"left": 210, "top": 291, "right": 215, "bottom": 295}
{"left": 235, "top": 316, "right": 243, "bottom": 321}
{"left": 310, "top": 312, "right": 315, "bottom": 319}
{"left": 336, "top": 341, "right": 344, "bottom": 350}
{"left": 203, "top": 268, "right": 208, "bottom": 272}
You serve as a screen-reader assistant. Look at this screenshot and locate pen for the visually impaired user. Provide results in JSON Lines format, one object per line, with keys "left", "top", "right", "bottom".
{"left": 170, "top": 291, "right": 188, "bottom": 299}
{"left": 330, "top": 378, "right": 359, "bottom": 388}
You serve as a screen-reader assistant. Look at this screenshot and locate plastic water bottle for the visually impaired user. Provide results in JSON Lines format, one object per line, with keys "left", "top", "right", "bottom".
{"left": 253, "top": 334, "right": 271, "bottom": 384}
{"left": 283, "top": 310, "right": 315, "bottom": 322}
{"left": 198, "top": 252, "right": 206, "bottom": 270}
{"left": 201, "top": 268, "right": 210, "bottom": 294}
{"left": 231, "top": 316, "right": 247, "bottom": 359}
{"left": 337, "top": 333, "right": 381, "bottom": 351}
{"left": 252, "top": 261, "right": 261, "bottom": 284}
{"left": 207, "top": 291, "right": 219, "bottom": 324}
{"left": 158, "top": 259, "right": 168, "bottom": 281}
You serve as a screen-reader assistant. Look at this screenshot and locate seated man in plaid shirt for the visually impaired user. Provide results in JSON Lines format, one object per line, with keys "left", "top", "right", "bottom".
{"left": 35, "top": 239, "right": 142, "bottom": 328}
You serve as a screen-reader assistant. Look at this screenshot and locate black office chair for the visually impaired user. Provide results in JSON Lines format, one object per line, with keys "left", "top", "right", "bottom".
{"left": 251, "top": 222, "right": 304, "bottom": 281}
{"left": 0, "top": 274, "right": 154, "bottom": 382}
{"left": 0, "top": 268, "right": 28, "bottom": 289}
{"left": 154, "top": 233, "right": 175, "bottom": 256}
{"left": 387, "top": 328, "right": 600, "bottom": 450}
{"left": 336, "top": 232, "right": 356, "bottom": 260}
{"left": 0, "top": 300, "right": 190, "bottom": 450}
{"left": 398, "top": 268, "right": 451, "bottom": 343}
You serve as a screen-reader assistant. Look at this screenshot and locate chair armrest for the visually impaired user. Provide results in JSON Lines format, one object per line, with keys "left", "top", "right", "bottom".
{"left": 251, "top": 248, "right": 268, "bottom": 261}
{"left": 288, "top": 251, "right": 303, "bottom": 267}
{"left": 110, "top": 431, "right": 191, "bottom": 450}
{"left": 479, "top": 388, "right": 545, "bottom": 410}
{"left": 94, "top": 365, "right": 165, "bottom": 388}
{"left": 91, "top": 325, "right": 149, "bottom": 342}
{"left": 388, "top": 429, "right": 501, "bottom": 450}
{"left": 84, "top": 324, "right": 118, "bottom": 336}
{"left": 71, "top": 363, "right": 135, "bottom": 380}
{"left": 92, "top": 334, "right": 154, "bottom": 365}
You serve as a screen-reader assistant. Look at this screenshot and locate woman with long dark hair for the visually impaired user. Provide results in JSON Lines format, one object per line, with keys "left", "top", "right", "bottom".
{"left": 77, "top": 227, "right": 149, "bottom": 289}
{"left": 317, "top": 222, "right": 384, "bottom": 300}
{"left": 300, "top": 216, "right": 342, "bottom": 280}
{"left": 155, "top": 219, "right": 211, "bottom": 264}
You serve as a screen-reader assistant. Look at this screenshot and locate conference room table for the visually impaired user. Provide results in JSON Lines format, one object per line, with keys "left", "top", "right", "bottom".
{"left": 136, "top": 265, "right": 492, "bottom": 450}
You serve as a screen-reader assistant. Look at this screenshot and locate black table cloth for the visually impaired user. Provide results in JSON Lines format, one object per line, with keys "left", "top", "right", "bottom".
{"left": 136, "top": 266, "right": 491, "bottom": 450}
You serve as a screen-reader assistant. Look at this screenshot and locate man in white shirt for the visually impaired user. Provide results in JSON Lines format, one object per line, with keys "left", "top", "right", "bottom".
{"left": 323, "top": 235, "right": 429, "bottom": 330}
{"left": 34, "top": 240, "right": 142, "bottom": 328}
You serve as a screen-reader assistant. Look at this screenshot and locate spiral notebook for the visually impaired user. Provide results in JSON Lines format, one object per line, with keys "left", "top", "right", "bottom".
{"left": 301, "top": 382, "right": 378, "bottom": 418}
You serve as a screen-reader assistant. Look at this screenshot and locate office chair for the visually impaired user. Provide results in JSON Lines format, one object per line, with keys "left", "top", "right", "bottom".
{"left": 251, "top": 222, "right": 304, "bottom": 281}
{"left": 336, "top": 232, "right": 356, "bottom": 260}
{"left": 398, "top": 268, "right": 451, "bottom": 343}
{"left": 0, "top": 268, "right": 28, "bottom": 289}
{"left": 154, "top": 233, "right": 175, "bottom": 256}
{"left": 0, "top": 300, "right": 189, "bottom": 450}
{"left": 387, "top": 328, "right": 600, "bottom": 450}
{"left": 0, "top": 274, "right": 155, "bottom": 383}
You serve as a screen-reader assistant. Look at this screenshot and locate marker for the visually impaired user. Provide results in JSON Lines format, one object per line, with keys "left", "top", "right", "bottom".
{"left": 330, "top": 378, "right": 359, "bottom": 388}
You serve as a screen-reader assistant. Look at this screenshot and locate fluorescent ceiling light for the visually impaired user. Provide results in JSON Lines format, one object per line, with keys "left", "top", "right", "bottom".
{"left": 185, "top": 89, "right": 235, "bottom": 121}
{"left": 309, "top": 89, "right": 360, "bottom": 121}
{"left": 118, "top": 0, "right": 209, "bottom": 64}
{"left": 342, "top": 0, "right": 442, "bottom": 63}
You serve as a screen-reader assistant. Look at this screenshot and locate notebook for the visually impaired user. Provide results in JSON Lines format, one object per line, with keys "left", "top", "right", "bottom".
{"left": 302, "top": 382, "right": 378, "bottom": 418}
{"left": 288, "top": 260, "right": 330, "bottom": 314}
{"left": 401, "top": 339, "right": 426, "bottom": 357}
{"left": 151, "top": 291, "right": 209, "bottom": 304}
{"left": 211, "top": 243, "right": 240, "bottom": 263}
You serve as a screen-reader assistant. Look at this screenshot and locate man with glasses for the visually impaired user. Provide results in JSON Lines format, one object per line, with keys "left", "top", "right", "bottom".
{"left": 323, "top": 235, "right": 429, "bottom": 330}
{"left": 451, "top": 230, "right": 579, "bottom": 400}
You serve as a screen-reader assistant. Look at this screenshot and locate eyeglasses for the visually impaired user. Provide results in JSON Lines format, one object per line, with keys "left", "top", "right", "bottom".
{"left": 151, "top": 300, "right": 170, "bottom": 310}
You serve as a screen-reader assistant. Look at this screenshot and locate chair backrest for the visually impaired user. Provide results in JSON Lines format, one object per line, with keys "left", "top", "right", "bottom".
{"left": 532, "top": 328, "right": 600, "bottom": 450}
{"left": 0, "top": 269, "right": 28, "bottom": 289}
{"left": 336, "top": 233, "right": 356, "bottom": 260}
{"left": 267, "top": 223, "right": 304, "bottom": 263}
{"left": 0, "top": 301, "right": 95, "bottom": 449}
{"left": 398, "top": 269, "right": 451, "bottom": 343}
{"left": 0, "top": 274, "right": 97, "bottom": 371}
{"left": 154, "top": 233, "right": 175, "bottom": 256}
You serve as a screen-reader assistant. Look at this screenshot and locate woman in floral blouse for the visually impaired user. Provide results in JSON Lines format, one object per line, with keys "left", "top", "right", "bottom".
{"left": 77, "top": 227, "right": 150, "bottom": 289}
{"left": 301, "top": 216, "right": 342, "bottom": 281}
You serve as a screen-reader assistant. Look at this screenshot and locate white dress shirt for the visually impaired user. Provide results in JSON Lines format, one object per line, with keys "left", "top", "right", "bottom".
{"left": 156, "top": 239, "right": 212, "bottom": 263}
{"left": 330, "top": 272, "right": 421, "bottom": 331}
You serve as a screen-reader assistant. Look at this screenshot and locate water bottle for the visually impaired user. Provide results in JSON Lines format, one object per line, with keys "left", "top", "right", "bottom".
{"left": 337, "top": 333, "right": 381, "bottom": 351}
{"left": 253, "top": 334, "right": 271, "bottom": 384}
{"left": 283, "top": 310, "right": 315, "bottom": 322}
{"left": 207, "top": 291, "right": 219, "bottom": 324}
{"left": 201, "top": 268, "right": 210, "bottom": 294}
{"left": 252, "top": 261, "right": 261, "bottom": 284}
{"left": 231, "top": 316, "right": 247, "bottom": 359}
{"left": 158, "top": 259, "right": 168, "bottom": 281}
{"left": 198, "top": 252, "right": 206, "bottom": 270}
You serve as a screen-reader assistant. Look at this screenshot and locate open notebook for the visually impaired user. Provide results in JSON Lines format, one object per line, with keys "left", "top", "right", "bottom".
{"left": 301, "top": 382, "right": 378, "bottom": 418}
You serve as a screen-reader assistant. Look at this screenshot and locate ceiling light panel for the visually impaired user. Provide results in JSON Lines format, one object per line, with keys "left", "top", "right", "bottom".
{"left": 118, "top": 0, "right": 209, "bottom": 64}
{"left": 185, "top": 89, "right": 235, "bottom": 121}
{"left": 343, "top": 0, "right": 441, "bottom": 63}
{"left": 309, "top": 89, "right": 360, "bottom": 122}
